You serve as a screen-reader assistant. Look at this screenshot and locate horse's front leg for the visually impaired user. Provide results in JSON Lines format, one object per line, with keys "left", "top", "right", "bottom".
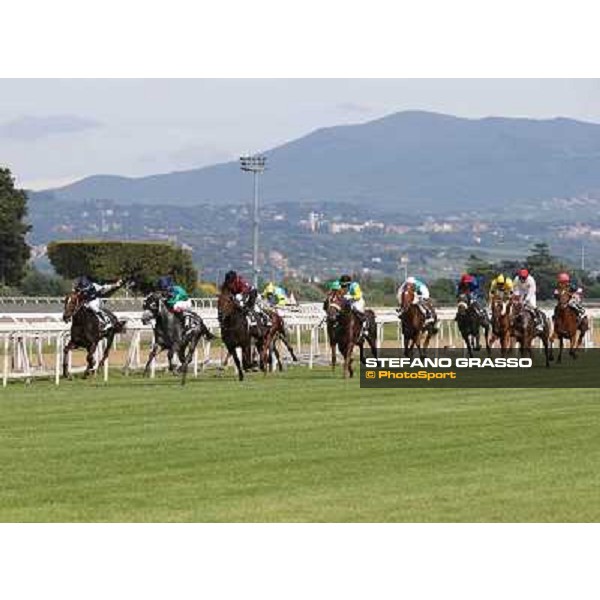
{"left": 557, "top": 337, "right": 564, "bottom": 364}
{"left": 180, "top": 332, "right": 201, "bottom": 385}
{"left": 62, "top": 340, "right": 76, "bottom": 379}
{"left": 143, "top": 344, "right": 161, "bottom": 377}
{"left": 167, "top": 348, "right": 176, "bottom": 372}
{"left": 569, "top": 333, "right": 578, "bottom": 359}
{"left": 84, "top": 342, "right": 98, "bottom": 378}
{"left": 97, "top": 331, "right": 114, "bottom": 369}
{"left": 344, "top": 343, "right": 355, "bottom": 378}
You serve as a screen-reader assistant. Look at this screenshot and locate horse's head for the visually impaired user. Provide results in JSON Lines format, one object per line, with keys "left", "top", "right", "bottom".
{"left": 556, "top": 287, "right": 572, "bottom": 308}
{"left": 492, "top": 293, "right": 511, "bottom": 319}
{"left": 324, "top": 289, "right": 344, "bottom": 321}
{"left": 400, "top": 284, "right": 415, "bottom": 309}
{"left": 217, "top": 291, "right": 238, "bottom": 318}
{"left": 456, "top": 293, "right": 470, "bottom": 315}
{"left": 63, "top": 290, "right": 84, "bottom": 322}
{"left": 141, "top": 292, "right": 162, "bottom": 324}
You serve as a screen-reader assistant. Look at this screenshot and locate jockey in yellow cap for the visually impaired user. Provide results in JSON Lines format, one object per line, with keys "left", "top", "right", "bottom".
{"left": 488, "top": 274, "right": 513, "bottom": 306}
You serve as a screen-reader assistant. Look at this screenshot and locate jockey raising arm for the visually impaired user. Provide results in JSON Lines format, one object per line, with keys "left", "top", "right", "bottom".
{"left": 512, "top": 269, "right": 537, "bottom": 308}
{"left": 75, "top": 275, "right": 123, "bottom": 301}
{"left": 74, "top": 275, "right": 123, "bottom": 330}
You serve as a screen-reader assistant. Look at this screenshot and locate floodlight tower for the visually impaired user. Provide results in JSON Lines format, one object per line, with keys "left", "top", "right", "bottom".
{"left": 240, "top": 154, "right": 267, "bottom": 287}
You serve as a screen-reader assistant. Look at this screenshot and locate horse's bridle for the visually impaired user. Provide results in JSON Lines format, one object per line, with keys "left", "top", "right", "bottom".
{"left": 63, "top": 291, "right": 85, "bottom": 322}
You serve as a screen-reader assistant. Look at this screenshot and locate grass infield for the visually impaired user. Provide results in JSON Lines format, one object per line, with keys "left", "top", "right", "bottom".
{"left": 1, "top": 368, "right": 599, "bottom": 522}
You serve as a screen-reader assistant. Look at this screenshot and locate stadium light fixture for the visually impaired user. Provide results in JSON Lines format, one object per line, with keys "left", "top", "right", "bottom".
{"left": 240, "top": 155, "right": 267, "bottom": 287}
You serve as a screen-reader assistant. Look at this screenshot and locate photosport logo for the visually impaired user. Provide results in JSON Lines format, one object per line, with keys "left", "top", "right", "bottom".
{"left": 360, "top": 349, "right": 600, "bottom": 389}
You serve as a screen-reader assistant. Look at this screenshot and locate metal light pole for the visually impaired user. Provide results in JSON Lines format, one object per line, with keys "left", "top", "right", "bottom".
{"left": 240, "top": 155, "right": 267, "bottom": 288}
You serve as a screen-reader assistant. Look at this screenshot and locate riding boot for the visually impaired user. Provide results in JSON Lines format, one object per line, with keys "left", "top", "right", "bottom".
{"left": 175, "top": 311, "right": 188, "bottom": 331}
{"left": 534, "top": 311, "right": 544, "bottom": 334}
{"left": 96, "top": 311, "right": 111, "bottom": 332}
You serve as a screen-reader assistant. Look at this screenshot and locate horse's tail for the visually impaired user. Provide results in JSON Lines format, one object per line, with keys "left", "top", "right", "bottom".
{"left": 115, "top": 320, "right": 127, "bottom": 334}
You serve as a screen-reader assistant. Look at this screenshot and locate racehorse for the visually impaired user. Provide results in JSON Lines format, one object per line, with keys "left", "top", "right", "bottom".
{"left": 488, "top": 293, "right": 513, "bottom": 356}
{"left": 62, "top": 290, "right": 126, "bottom": 378}
{"left": 217, "top": 291, "right": 267, "bottom": 381}
{"left": 260, "top": 306, "right": 298, "bottom": 371}
{"left": 323, "top": 289, "right": 343, "bottom": 370}
{"left": 549, "top": 288, "right": 589, "bottom": 363}
{"left": 398, "top": 284, "right": 436, "bottom": 358}
{"left": 510, "top": 296, "right": 551, "bottom": 367}
{"left": 325, "top": 292, "right": 378, "bottom": 378}
{"left": 455, "top": 293, "right": 490, "bottom": 357}
{"left": 141, "top": 292, "right": 214, "bottom": 385}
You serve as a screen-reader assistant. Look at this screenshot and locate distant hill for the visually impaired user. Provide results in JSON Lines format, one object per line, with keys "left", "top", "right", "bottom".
{"left": 40, "top": 110, "right": 600, "bottom": 213}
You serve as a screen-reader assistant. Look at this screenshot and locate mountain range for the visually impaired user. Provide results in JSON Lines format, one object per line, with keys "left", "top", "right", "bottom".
{"left": 38, "top": 110, "right": 600, "bottom": 213}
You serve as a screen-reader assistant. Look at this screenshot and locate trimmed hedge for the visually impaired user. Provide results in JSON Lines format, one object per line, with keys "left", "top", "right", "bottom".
{"left": 47, "top": 241, "right": 197, "bottom": 293}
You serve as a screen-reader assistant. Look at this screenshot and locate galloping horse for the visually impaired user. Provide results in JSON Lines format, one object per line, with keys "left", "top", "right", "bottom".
{"left": 488, "top": 293, "right": 513, "bottom": 356}
{"left": 323, "top": 289, "right": 342, "bottom": 370}
{"left": 260, "top": 307, "right": 298, "bottom": 371}
{"left": 397, "top": 285, "right": 436, "bottom": 358}
{"left": 325, "top": 292, "right": 378, "bottom": 378}
{"left": 62, "top": 290, "right": 126, "bottom": 378}
{"left": 455, "top": 293, "right": 490, "bottom": 357}
{"left": 217, "top": 291, "right": 271, "bottom": 380}
{"left": 549, "top": 288, "right": 589, "bottom": 363}
{"left": 141, "top": 292, "right": 214, "bottom": 385}
{"left": 510, "top": 296, "right": 551, "bottom": 367}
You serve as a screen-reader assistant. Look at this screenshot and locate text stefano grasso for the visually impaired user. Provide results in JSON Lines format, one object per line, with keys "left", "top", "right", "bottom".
{"left": 364, "top": 357, "right": 532, "bottom": 369}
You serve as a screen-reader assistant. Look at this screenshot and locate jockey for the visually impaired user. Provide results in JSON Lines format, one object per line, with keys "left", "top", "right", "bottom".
{"left": 222, "top": 270, "right": 262, "bottom": 325}
{"left": 74, "top": 275, "right": 123, "bottom": 331}
{"left": 157, "top": 275, "right": 193, "bottom": 326}
{"left": 456, "top": 273, "right": 481, "bottom": 299}
{"left": 339, "top": 275, "right": 366, "bottom": 323}
{"left": 512, "top": 268, "right": 544, "bottom": 333}
{"left": 488, "top": 273, "right": 513, "bottom": 305}
{"left": 262, "top": 281, "right": 289, "bottom": 308}
{"left": 456, "top": 273, "right": 486, "bottom": 320}
{"left": 553, "top": 272, "right": 586, "bottom": 320}
{"left": 397, "top": 276, "right": 436, "bottom": 326}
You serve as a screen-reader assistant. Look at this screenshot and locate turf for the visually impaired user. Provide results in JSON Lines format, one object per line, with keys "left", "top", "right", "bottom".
{"left": 0, "top": 368, "right": 599, "bottom": 522}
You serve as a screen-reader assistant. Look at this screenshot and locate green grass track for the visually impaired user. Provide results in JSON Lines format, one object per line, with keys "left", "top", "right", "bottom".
{"left": 0, "top": 369, "right": 599, "bottom": 522}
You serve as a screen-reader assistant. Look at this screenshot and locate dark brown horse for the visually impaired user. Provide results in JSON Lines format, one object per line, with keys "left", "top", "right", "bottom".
{"left": 323, "top": 289, "right": 343, "bottom": 370}
{"left": 455, "top": 293, "right": 490, "bottom": 357}
{"left": 549, "top": 289, "right": 589, "bottom": 363}
{"left": 398, "top": 285, "right": 436, "bottom": 358}
{"left": 325, "top": 292, "right": 377, "bottom": 378}
{"left": 62, "top": 290, "right": 126, "bottom": 378}
{"left": 510, "top": 296, "right": 551, "bottom": 367}
{"left": 488, "top": 293, "right": 513, "bottom": 356}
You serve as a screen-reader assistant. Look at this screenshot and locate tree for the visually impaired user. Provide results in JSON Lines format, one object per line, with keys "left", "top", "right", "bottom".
{"left": 0, "top": 168, "right": 31, "bottom": 286}
{"left": 47, "top": 241, "right": 197, "bottom": 292}
{"left": 19, "top": 267, "right": 71, "bottom": 296}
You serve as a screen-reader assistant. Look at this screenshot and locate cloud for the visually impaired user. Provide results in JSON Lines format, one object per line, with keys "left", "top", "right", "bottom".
{"left": 336, "top": 102, "right": 375, "bottom": 114}
{"left": 0, "top": 115, "right": 102, "bottom": 140}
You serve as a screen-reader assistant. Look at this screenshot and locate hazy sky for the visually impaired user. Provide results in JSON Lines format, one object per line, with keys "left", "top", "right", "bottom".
{"left": 1, "top": 79, "right": 599, "bottom": 190}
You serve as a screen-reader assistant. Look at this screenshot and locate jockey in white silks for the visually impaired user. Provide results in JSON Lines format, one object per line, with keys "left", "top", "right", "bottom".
{"left": 512, "top": 268, "right": 544, "bottom": 333}
{"left": 397, "top": 276, "right": 435, "bottom": 325}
